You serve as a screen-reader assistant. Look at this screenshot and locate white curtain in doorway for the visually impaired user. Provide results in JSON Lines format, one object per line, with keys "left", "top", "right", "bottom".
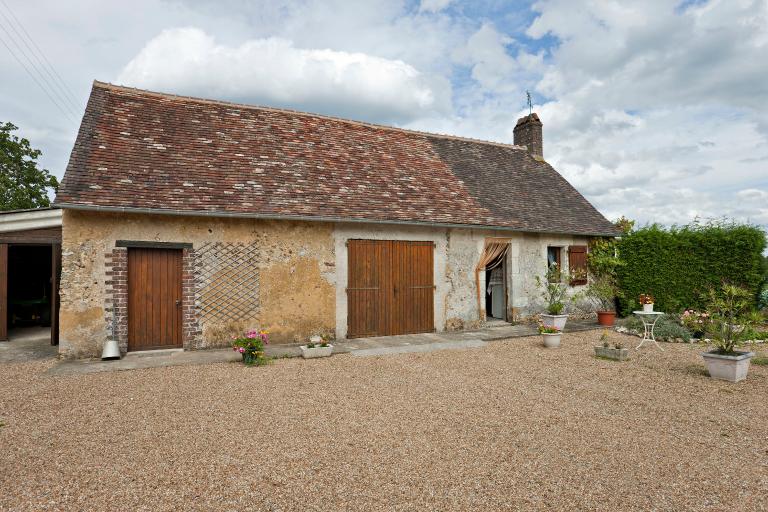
{"left": 474, "top": 240, "right": 510, "bottom": 320}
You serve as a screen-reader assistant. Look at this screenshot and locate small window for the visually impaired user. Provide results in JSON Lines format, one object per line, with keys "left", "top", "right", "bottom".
{"left": 547, "top": 246, "right": 561, "bottom": 270}
{"left": 547, "top": 246, "right": 562, "bottom": 282}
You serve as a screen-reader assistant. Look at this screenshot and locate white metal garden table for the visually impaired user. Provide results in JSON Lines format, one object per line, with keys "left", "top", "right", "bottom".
{"left": 632, "top": 311, "right": 665, "bottom": 351}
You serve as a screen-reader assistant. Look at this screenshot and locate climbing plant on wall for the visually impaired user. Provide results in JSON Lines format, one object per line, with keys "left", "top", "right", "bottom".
{"left": 615, "top": 221, "right": 766, "bottom": 315}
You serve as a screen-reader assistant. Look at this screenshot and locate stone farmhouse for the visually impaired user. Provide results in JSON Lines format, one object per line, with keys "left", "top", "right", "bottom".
{"left": 44, "top": 81, "right": 619, "bottom": 358}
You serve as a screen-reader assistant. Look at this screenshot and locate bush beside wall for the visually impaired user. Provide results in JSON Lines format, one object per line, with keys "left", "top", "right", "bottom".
{"left": 616, "top": 222, "right": 766, "bottom": 315}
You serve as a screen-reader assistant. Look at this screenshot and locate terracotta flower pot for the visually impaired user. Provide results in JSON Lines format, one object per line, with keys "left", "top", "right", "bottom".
{"left": 596, "top": 311, "right": 616, "bottom": 326}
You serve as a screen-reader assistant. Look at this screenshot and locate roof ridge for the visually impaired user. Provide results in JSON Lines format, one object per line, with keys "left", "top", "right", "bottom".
{"left": 92, "top": 80, "right": 528, "bottom": 151}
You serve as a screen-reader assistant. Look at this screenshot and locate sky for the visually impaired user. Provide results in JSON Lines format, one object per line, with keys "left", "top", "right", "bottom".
{"left": 1, "top": 0, "right": 766, "bottom": 231}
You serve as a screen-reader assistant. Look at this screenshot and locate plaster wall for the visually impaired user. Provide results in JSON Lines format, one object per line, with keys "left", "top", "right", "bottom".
{"left": 509, "top": 233, "right": 591, "bottom": 318}
{"left": 332, "top": 224, "right": 525, "bottom": 337}
{"left": 60, "top": 209, "right": 594, "bottom": 358}
{"left": 59, "top": 210, "right": 336, "bottom": 358}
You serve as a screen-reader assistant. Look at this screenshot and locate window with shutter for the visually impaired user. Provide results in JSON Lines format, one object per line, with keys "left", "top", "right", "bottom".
{"left": 568, "top": 245, "right": 588, "bottom": 286}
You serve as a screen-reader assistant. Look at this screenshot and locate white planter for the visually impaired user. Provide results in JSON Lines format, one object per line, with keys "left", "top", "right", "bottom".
{"left": 541, "top": 314, "right": 568, "bottom": 330}
{"left": 702, "top": 350, "right": 753, "bottom": 382}
{"left": 541, "top": 333, "right": 561, "bottom": 348}
{"left": 642, "top": 303, "right": 654, "bottom": 313}
{"left": 300, "top": 344, "right": 334, "bottom": 359}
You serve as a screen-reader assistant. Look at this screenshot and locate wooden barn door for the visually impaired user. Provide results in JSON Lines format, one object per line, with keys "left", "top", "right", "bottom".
{"left": 127, "top": 248, "right": 183, "bottom": 351}
{"left": 347, "top": 240, "right": 434, "bottom": 338}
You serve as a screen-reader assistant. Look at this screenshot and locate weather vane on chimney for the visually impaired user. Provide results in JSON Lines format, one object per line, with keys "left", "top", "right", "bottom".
{"left": 526, "top": 90, "right": 532, "bottom": 116}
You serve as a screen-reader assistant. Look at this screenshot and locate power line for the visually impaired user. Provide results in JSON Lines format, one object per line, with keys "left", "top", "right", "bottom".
{"left": 0, "top": 14, "right": 80, "bottom": 120}
{"left": 0, "top": 0, "right": 82, "bottom": 112}
{"left": 0, "top": 28, "right": 78, "bottom": 125}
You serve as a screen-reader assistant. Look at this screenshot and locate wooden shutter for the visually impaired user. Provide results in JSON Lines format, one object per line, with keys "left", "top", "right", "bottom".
{"left": 568, "top": 245, "right": 588, "bottom": 286}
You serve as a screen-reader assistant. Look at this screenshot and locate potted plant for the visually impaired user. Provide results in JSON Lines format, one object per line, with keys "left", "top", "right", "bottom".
{"left": 584, "top": 273, "right": 621, "bottom": 326}
{"left": 593, "top": 331, "right": 629, "bottom": 361}
{"left": 539, "top": 323, "right": 561, "bottom": 348}
{"left": 300, "top": 334, "right": 334, "bottom": 359}
{"left": 536, "top": 263, "right": 573, "bottom": 330}
{"left": 232, "top": 329, "right": 269, "bottom": 366}
{"left": 639, "top": 294, "right": 655, "bottom": 312}
{"left": 701, "top": 284, "right": 756, "bottom": 382}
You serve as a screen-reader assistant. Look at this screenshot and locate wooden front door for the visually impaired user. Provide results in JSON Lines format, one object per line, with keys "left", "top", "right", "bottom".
{"left": 127, "top": 248, "right": 183, "bottom": 351}
{"left": 347, "top": 240, "right": 434, "bottom": 338}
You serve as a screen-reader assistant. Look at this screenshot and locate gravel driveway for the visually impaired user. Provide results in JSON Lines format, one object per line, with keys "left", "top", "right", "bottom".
{"left": 1, "top": 331, "right": 767, "bottom": 511}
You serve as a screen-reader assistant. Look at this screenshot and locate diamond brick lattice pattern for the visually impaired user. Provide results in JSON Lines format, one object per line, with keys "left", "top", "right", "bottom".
{"left": 195, "top": 243, "right": 260, "bottom": 325}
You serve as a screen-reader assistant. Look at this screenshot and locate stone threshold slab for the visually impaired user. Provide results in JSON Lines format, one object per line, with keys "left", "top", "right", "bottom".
{"left": 351, "top": 339, "right": 487, "bottom": 357}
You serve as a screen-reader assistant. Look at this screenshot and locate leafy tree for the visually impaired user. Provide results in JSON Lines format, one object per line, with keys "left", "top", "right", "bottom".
{"left": 0, "top": 122, "right": 58, "bottom": 210}
{"left": 583, "top": 218, "right": 629, "bottom": 312}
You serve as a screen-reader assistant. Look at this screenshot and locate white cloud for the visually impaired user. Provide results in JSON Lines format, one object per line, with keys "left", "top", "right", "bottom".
{"left": 418, "top": 0, "right": 455, "bottom": 13}
{"left": 517, "top": 0, "right": 768, "bottom": 229}
{"left": 117, "top": 27, "right": 450, "bottom": 124}
{"left": 3, "top": 0, "right": 767, "bottom": 233}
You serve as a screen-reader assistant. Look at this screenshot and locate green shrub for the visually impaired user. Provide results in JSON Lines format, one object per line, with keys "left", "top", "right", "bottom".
{"left": 758, "top": 287, "right": 768, "bottom": 311}
{"left": 617, "top": 314, "right": 692, "bottom": 342}
{"left": 616, "top": 221, "right": 766, "bottom": 315}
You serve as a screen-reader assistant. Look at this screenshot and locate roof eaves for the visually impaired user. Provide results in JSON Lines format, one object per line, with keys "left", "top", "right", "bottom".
{"left": 54, "top": 202, "right": 621, "bottom": 238}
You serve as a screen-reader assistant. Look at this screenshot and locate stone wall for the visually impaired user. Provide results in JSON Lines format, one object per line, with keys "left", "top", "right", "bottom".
{"left": 60, "top": 209, "right": 595, "bottom": 358}
{"left": 59, "top": 210, "right": 336, "bottom": 358}
{"left": 508, "top": 232, "right": 591, "bottom": 319}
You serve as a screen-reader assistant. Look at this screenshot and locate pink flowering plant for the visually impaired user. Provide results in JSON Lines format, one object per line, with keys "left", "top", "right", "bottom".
{"left": 680, "top": 309, "right": 709, "bottom": 337}
{"left": 232, "top": 329, "right": 269, "bottom": 366}
{"left": 538, "top": 322, "right": 561, "bottom": 335}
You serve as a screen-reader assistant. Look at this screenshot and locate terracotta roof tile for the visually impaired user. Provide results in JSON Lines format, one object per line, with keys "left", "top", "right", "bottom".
{"left": 56, "top": 82, "right": 620, "bottom": 236}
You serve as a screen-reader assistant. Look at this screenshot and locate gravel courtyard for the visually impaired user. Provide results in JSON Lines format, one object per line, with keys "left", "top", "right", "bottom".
{"left": 1, "top": 331, "right": 767, "bottom": 511}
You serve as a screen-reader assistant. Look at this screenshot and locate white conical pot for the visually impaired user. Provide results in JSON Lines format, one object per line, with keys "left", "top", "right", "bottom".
{"left": 101, "top": 339, "right": 121, "bottom": 360}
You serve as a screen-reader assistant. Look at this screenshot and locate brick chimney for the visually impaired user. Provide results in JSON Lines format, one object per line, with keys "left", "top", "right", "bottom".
{"left": 513, "top": 113, "right": 543, "bottom": 158}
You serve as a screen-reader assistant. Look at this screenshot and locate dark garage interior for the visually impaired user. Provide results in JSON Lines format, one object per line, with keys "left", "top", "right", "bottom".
{"left": 0, "top": 211, "right": 62, "bottom": 359}
{"left": 7, "top": 245, "right": 53, "bottom": 332}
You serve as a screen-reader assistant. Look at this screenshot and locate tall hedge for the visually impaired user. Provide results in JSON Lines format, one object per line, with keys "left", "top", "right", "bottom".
{"left": 616, "top": 222, "right": 766, "bottom": 315}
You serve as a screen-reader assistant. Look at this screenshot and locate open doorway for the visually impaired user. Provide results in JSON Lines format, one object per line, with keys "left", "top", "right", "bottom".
{"left": 0, "top": 209, "right": 62, "bottom": 361}
{"left": 484, "top": 252, "right": 507, "bottom": 322}
{"left": 6, "top": 245, "right": 53, "bottom": 344}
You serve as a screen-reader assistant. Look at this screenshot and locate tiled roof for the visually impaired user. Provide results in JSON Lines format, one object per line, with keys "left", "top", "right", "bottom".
{"left": 56, "top": 82, "right": 620, "bottom": 237}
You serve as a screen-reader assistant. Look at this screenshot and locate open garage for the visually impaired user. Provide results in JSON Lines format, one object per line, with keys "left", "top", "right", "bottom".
{"left": 0, "top": 208, "right": 61, "bottom": 353}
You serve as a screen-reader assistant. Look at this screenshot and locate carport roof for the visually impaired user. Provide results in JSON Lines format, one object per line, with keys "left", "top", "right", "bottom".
{"left": 55, "top": 82, "right": 620, "bottom": 237}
